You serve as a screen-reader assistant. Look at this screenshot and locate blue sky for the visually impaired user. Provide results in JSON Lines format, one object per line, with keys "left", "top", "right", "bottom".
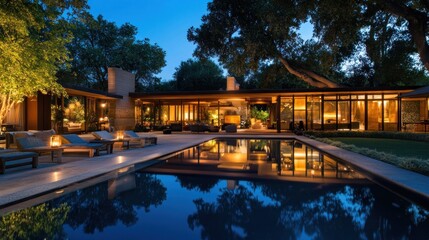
{"left": 88, "top": 0, "right": 211, "bottom": 81}
{"left": 88, "top": 0, "right": 313, "bottom": 82}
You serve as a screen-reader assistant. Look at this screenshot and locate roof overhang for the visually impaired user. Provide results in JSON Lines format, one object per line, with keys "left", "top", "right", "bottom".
{"left": 398, "top": 86, "right": 429, "bottom": 98}
{"left": 130, "top": 86, "right": 418, "bottom": 103}
{"left": 64, "top": 84, "right": 123, "bottom": 100}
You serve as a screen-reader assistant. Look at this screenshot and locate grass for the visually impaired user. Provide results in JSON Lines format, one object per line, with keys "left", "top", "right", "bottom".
{"left": 330, "top": 137, "right": 429, "bottom": 160}
{"left": 304, "top": 131, "right": 429, "bottom": 176}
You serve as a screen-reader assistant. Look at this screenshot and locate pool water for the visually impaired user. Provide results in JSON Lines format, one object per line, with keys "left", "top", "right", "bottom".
{"left": 1, "top": 138, "right": 429, "bottom": 239}
{"left": 1, "top": 172, "right": 428, "bottom": 239}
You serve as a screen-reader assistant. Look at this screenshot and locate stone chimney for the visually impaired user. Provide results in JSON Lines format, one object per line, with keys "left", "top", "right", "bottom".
{"left": 226, "top": 76, "right": 240, "bottom": 91}
{"left": 108, "top": 67, "right": 135, "bottom": 130}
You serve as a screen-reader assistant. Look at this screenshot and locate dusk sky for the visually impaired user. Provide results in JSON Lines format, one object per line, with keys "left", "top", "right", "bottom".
{"left": 88, "top": 0, "right": 313, "bottom": 82}
{"left": 88, "top": 0, "right": 211, "bottom": 82}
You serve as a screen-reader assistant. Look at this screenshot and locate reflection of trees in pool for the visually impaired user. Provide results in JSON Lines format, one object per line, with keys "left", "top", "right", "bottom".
{"left": 175, "top": 175, "right": 219, "bottom": 193}
{"left": 188, "top": 185, "right": 286, "bottom": 239}
{"left": 0, "top": 173, "right": 166, "bottom": 236}
{"left": 0, "top": 203, "right": 69, "bottom": 239}
{"left": 188, "top": 180, "right": 429, "bottom": 239}
{"left": 52, "top": 173, "right": 166, "bottom": 233}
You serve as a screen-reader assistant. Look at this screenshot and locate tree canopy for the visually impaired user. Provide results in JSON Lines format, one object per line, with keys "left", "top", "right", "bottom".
{"left": 188, "top": 0, "right": 429, "bottom": 88}
{"left": 174, "top": 58, "right": 225, "bottom": 91}
{"left": 0, "top": 0, "right": 86, "bottom": 125}
{"left": 59, "top": 12, "right": 166, "bottom": 91}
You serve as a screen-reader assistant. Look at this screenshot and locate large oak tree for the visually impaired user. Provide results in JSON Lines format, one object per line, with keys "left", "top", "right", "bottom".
{"left": 188, "top": 0, "right": 429, "bottom": 88}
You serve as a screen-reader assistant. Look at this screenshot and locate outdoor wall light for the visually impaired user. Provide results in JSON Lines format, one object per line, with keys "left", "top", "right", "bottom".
{"left": 101, "top": 102, "right": 107, "bottom": 108}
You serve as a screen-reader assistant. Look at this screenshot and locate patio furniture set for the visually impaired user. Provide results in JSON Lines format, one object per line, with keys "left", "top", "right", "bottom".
{"left": 0, "top": 130, "right": 157, "bottom": 174}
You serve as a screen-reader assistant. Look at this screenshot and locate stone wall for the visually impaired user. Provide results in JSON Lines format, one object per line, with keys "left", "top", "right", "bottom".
{"left": 108, "top": 67, "right": 136, "bottom": 130}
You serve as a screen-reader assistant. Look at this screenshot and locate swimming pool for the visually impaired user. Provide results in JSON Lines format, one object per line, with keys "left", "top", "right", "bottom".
{"left": 0, "top": 138, "right": 428, "bottom": 239}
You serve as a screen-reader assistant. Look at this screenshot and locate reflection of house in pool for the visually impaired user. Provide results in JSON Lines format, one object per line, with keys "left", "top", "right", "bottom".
{"left": 151, "top": 139, "right": 366, "bottom": 181}
{"left": 108, "top": 166, "right": 137, "bottom": 199}
{"left": 1, "top": 68, "right": 428, "bottom": 134}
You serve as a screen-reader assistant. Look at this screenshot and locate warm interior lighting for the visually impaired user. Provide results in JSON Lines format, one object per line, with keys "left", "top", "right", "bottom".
{"left": 50, "top": 135, "right": 61, "bottom": 147}
{"left": 101, "top": 102, "right": 107, "bottom": 108}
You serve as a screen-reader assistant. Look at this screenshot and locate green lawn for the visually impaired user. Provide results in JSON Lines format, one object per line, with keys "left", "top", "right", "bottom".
{"left": 330, "top": 137, "right": 429, "bottom": 160}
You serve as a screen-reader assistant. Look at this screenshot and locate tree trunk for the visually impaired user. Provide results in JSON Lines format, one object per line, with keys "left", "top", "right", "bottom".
{"left": 0, "top": 94, "right": 16, "bottom": 126}
{"left": 278, "top": 56, "right": 340, "bottom": 88}
{"left": 380, "top": 0, "right": 429, "bottom": 72}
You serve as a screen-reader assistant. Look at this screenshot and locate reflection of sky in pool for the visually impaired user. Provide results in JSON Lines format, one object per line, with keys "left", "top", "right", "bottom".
{"left": 1, "top": 172, "right": 429, "bottom": 239}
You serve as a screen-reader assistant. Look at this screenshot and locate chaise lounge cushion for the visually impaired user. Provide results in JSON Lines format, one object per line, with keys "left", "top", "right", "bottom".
{"left": 31, "top": 129, "right": 55, "bottom": 146}
{"left": 15, "top": 136, "right": 46, "bottom": 149}
{"left": 124, "top": 130, "right": 157, "bottom": 145}
{"left": 60, "top": 134, "right": 105, "bottom": 157}
{"left": 92, "top": 130, "right": 116, "bottom": 141}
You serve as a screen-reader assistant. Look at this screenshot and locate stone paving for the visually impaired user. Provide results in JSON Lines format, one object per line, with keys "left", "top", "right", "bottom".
{"left": 1, "top": 131, "right": 429, "bottom": 210}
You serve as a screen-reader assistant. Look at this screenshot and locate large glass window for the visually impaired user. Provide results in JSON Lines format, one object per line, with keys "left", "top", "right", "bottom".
{"left": 323, "top": 101, "right": 337, "bottom": 130}
{"left": 351, "top": 100, "right": 365, "bottom": 130}
{"left": 294, "top": 97, "right": 306, "bottom": 128}
{"left": 338, "top": 101, "right": 350, "bottom": 130}
{"left": 384, "top": 95, "right": 398, "bottom": 131}
{"left": 367, "top": 100, "right": 382, "bottom": 130}
{"left": 307, "top": 96, "right": 322, "bottom": 130}
{"left": 280, "top": 97, "right": 293, "bottom": 130}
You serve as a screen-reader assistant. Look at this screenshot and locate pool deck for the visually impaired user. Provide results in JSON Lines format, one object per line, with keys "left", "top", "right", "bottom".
{"left": 1, "top": 131, "right": 429, "bottom": 210}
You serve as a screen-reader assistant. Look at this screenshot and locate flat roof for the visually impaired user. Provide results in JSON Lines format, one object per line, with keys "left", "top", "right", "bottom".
{"left": 64, "top": 84, "right": 123, "bottom": 100}
{"left": 130, "top": 86, "right": 419, "bottom": 103}
{"left": 398, "top": 85, "right": 429, "bottom": 98}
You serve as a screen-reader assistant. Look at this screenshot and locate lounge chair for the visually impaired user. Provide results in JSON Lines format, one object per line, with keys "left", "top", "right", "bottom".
{"left": 124, "top": 130, "right": 157, "bottom": 146}
{"left": 91, "top": 131, "right": 130, "bottom": 152}
{"left": 15, "top": 136, "right": 64, "bottom": 163}
{"left": 60, "top": 134, "right": 106, "bottom": 157}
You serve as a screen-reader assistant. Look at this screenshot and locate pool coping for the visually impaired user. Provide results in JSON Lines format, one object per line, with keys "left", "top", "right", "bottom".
{"left": 1, "top": 133, "right": 428, "bottom": 211}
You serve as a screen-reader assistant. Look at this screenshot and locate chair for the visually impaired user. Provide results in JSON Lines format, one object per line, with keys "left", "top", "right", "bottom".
{"left": 92, "top": 131, "right": 130, "bottom": 152}
{"left": 124, "top": 130, "right": 157, "bottom": 146}
{"left": 15, "top": 136, "right": 64, "bottom": 163}
{"left": 225, "top": 124, "right": 237, "bottom": 133}
{"left": 60, "top": 134, "right": 106, "bottom": 157}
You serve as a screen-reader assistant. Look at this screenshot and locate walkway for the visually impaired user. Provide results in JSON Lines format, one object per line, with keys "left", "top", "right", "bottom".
{"left": 1, "top": 132, "right": 429, "bottom": 211}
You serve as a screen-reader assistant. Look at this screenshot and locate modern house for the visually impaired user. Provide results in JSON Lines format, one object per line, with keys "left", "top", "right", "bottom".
{"left": 1, "top": 68, "right": 428, "bottom": 134}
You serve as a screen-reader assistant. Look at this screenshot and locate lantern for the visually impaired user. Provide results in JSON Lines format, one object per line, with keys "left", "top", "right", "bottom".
{"left": 50, "top": 135, "right": 62, "bottom": 147}
{"left": 116, "top": 131, "right": 124, "bottom": 140}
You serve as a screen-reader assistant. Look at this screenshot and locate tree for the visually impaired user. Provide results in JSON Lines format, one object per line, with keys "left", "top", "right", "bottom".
{"left": 0, "top": 203, "right": 70, "bottom": 239}
{"left": 311, "top": 0, "right": 429, "bottom": 87}
{"left": 188, "top": 0, "right": 429, "bottom": 89}
{"left": 174, "top": 59, "right": 225, "bottom": 91}
{"left": 0, "top": 0, "right": 86, "bottom": 126}
{"left": 188, "top": 0, "right": 341, "bottom": 88}
{"left": 60, "top": 12, "right": 166, "bottom": 91}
